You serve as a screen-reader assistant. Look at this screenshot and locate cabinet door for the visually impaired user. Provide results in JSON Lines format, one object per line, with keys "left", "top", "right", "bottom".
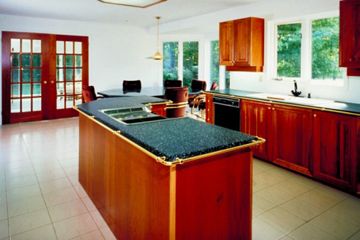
{"left": 219, "top": 21, "right": 234, "bottom": 66}
{"left": 233, "top": 18, "right": 250, "bottom": 66}
{"left": 271, "top": 105, "right": 313, "bottom": 176}
{"left": 313, "top": 111, "right": 357, "bottom": 191}
{"left": 240, "top": 100, "right": 271, "bottom": 161}
{"left": 205, "top": 93, "right": 214, "bottom": 124}
{"left": 340, "top": 0, "right": 360, "bottom": 68}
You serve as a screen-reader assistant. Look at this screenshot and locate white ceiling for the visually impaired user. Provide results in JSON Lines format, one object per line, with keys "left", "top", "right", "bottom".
{"left": 0, "top": 0, "right": 260, "bottom": 28}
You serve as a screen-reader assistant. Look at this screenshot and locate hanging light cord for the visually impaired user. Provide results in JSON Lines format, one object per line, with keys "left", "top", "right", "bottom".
{"left": 156, "top": 16, "right": 160, "bottom": 51}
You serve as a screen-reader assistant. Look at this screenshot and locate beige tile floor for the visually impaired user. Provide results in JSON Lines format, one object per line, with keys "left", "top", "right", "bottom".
{"left": 0, "top": 117, "right": 359, "bottom": 240}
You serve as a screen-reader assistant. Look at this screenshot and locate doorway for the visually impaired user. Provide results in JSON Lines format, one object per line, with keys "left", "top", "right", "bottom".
{"left": 2, "top": 32, "right": 88, "bottom": 124}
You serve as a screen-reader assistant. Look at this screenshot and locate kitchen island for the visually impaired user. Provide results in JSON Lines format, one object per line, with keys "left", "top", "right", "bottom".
{"left": 76, "top": 97, "right": 263, "bottom": 240}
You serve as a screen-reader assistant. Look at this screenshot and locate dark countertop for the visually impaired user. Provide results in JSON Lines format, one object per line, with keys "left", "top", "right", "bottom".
{"left": 208, "top": 89, "right": 360, "bottom": 115}
{"left": 77, "top": 97, "right": 258, "bottom": 162}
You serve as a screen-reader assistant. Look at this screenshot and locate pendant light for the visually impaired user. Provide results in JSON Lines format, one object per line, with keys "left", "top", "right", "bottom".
{"left": 152, "top": 16, "right": 162, "bottom": 61}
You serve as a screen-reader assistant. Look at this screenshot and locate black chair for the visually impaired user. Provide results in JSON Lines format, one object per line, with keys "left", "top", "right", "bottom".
{"left": 164, "top": 87, "right": 188, "bottom": 118}
{"left": 190, "top": 79, "right": 206, "bottom": 92}
{"left": 123, "top": 80, "right": 141, "bottom": 92}
{"left": 164, "top": 80, "right": 182, "bottom": 88}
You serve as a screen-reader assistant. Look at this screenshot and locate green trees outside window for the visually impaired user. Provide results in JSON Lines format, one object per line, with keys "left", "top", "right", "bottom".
{"left": 312, "top": 17, "right": 344, "bottom": 80}
{"left": 183, "top": 41, "right": 199, "bottom": 87}
{"left": 277, "top": 23, "right": 302, "bottom": 78}
{"left": 210, "top": 41, "right": 220, "bottom": 85}
{"left": 276, "top": 17, "right": 344, "bottom": 82}
{"left": 163, "top": 42, "right": 179, "bottom": 81}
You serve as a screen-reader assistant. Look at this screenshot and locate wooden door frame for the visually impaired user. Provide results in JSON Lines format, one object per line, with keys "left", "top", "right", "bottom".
{"left": 1, "top": 31, "right": 88, "bottom": 124}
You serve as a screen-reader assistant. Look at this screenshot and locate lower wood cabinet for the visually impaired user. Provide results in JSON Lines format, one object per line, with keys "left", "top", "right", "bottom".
{"left": 271, "top": 104, "right": 313, "bottom": 176}
{"left": 313, "top": 111, "right": 358, "bottom": 192}
{"left": 238, "top": 98, "right": 359, "bottom": 194}
{"left": 240, "top": 100, "right": 272, "bottom": 161}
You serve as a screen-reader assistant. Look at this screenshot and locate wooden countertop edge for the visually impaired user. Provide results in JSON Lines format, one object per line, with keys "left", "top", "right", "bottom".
{"left": 206, "top": 92, "right": 360, "bottom": 117}
{"left": 74, "top": 106, "right": 265, "bottom": 167}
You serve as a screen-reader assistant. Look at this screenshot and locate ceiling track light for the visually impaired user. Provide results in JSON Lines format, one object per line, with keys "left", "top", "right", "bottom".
{"left": 98, "top": 0, "right": 167, "bottom": 8}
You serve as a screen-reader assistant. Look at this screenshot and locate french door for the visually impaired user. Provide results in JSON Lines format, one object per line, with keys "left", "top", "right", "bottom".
{"left": 2, "top": 32, "right": 88, "bottom": 124}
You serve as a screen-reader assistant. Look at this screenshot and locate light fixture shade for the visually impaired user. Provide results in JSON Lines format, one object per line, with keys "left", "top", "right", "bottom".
{"left": 153, "top": 51, "right": 162, "bottom": 60}
{"left": 98, "top": 0, "right": 167, "bottom": 8}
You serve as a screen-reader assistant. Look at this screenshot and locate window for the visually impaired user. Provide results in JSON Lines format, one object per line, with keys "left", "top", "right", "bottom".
{"left": 311, "top": 17, "right": 345, "bottom": 81}
{"left": 163, "top": 42, "right": 179, "bottom": 81}
{"left": 210, "top": 40, "right": 219, "bottom": 85}
{"left": 183, "top": 41, "right": 199, "bottom": 87}
{"left": 273, "top": 15, "right": 345, "bottom": 85}
{"left": 276, "top": 23, "right": 302, "bottom": 78}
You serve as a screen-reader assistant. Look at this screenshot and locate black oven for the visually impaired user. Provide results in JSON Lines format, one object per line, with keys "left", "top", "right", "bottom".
{"left": 213, "top": 96, "right": 240, "bottom": 131}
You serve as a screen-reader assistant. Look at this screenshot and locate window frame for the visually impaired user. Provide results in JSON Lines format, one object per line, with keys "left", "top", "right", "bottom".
{"left": 309, "top": 16, "right": 346, "bottom": 87}
{"left": 270, "top": 11, "right": 347, "bottom": 88}
{"left": 274, "top": 20, "right": 305, "bottom": 81}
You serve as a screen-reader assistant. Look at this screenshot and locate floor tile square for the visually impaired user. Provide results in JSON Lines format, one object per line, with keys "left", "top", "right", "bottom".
{"left": 9, "top": 209, "right": 51, "bottom": 235}
{"left": 48, "top": 198, "right": 88, "bottom": 222}
{"left": 53, "top": 213, "right": 97, "bottom": 240}
{"left": 11, "top": 224, "right": 57, "bottom": 240}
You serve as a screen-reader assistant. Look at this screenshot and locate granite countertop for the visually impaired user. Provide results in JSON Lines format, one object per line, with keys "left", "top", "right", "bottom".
{"left": 208, "top": 89, "right": 360, "bottom": 115}
{"left": 77, "top": 97, "right": 258, "bottom": 162}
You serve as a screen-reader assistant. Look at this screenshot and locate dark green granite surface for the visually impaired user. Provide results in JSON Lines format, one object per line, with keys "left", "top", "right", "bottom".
{"left": 208, "top": 89, "right": 360, "bottom": 115}
{"left": 77, "top": 97, "right": 257, "bottom": 162}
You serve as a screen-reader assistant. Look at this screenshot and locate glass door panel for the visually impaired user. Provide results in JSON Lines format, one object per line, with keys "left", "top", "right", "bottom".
{"left": 10, "top": 38, "right": 42, "bottom": 114}
{"left": 56, "top": 40, "right": 83, "bottom": 110}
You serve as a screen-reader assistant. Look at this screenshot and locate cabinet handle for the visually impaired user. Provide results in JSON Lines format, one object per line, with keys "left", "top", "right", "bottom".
{"left": 313, "top": 114, "right": 317, "bottom": 118}
{"left": 272, "top": 108, "right": 275, "bottom": 110}
{"left": 43, "top": 81, "right": 47, "bottom": 84}
{"left": 349, "top": 57, "right": 353, "bottom": 62}
{"left": 268, "top": 107, "right": 271, "bottom": 110}
{"left": 51, "top": 81, "right": 55, "bottom": 84}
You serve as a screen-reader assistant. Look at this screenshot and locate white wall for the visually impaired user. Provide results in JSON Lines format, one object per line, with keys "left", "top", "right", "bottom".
{"left": 0, "top": 14, "right": 161, "bottom": 124}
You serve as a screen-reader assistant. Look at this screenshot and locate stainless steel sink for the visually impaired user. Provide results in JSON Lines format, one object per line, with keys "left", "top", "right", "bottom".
{"left": 100, "top": 107, "right": 166, "bottom": 125}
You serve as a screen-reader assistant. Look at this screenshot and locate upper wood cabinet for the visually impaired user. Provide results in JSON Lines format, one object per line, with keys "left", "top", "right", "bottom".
{"left": 340, "top": 0, "right": 360, "bottom": 76}
{"left": 219, "top": 17, "right": 264, "bottom": 72}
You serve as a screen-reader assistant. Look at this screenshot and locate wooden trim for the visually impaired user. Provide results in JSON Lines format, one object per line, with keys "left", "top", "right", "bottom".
{"left": 169, "top": 166, "right": 176, "bottom": 240}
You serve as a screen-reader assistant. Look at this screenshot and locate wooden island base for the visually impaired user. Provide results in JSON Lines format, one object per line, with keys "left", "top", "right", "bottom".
{"left": 79, "top": 113, "right": 253, "bottom": 240}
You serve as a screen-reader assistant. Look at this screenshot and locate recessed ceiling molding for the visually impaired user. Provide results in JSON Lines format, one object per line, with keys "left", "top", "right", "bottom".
{"left": 98, "top": 0, "right": 167, "bottom": 8}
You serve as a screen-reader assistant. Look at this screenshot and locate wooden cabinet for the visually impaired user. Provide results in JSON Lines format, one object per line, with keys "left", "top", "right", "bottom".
{"left": 271, "top": 104, "right": 313, "bottom": 176}
{"left": 205, "top": 93, "right": 214, "bottom": 124}
{"left": 340, "top": 0, "right": 360, "bottom": 76}
{"left": 219, "top": 17, "right": 264, "bottom": 72}
{"left": 208, "top": 94, "right": 360, "bottom": 194}
{"left": 219, "top": 21, "right": 234, "bottom": 66}
{"left": 313, "top": 111, "right": 358, "bottom": 191}
{"left": 240, "top": 100, "right": 272, "bottom": 161}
